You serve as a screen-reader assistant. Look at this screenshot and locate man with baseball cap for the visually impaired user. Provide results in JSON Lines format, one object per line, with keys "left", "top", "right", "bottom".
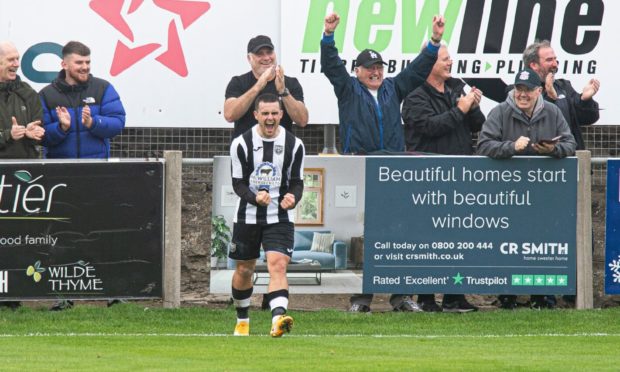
{"left": 477, "top": 67, "right": 576, "bottom": 159}
{"left": 321, "top": 12, "right": 444, "bottom": 313}
{"left": 477, "top": 68, "right": 576, "bottom": 311}
{"left": 224, "top": 35, "right": 308, "bottom": 140}
{"left": 321, "top": 12, "right": 444, "bottom": 155}
{"left": 523, "top": 40, "right": 600, "bottom": 308}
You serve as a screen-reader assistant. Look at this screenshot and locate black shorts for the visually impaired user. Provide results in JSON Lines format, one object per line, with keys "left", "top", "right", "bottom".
{"left": 229, "top": 222, "right": 294, "bottom": 261}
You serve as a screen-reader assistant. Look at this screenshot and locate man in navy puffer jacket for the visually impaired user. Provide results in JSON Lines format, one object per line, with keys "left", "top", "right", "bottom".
{"left": 40, "top": 41, "right": 125, "bottom": 159}
{"left": 321, "top": 13, "right": 443, "bottom": 154}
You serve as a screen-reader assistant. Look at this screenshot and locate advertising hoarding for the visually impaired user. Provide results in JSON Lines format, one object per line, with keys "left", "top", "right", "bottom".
{"left": 0, "top": 161, "right": 164, "bottom": 300}
{"left": 1, "top": 0, "right": 615, "bottom": 127}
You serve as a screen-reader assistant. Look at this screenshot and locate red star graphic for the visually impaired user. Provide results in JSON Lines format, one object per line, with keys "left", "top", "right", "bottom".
{"left": 89, "top": 0, "right": 211, "bottom": 76}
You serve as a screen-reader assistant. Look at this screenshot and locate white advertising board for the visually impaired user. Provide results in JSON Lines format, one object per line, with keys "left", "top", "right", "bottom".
{"left": 1, "top": 0, "right": 617, "bottom": 127}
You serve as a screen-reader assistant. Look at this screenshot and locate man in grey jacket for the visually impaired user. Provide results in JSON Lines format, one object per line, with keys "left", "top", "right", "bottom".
{"left": 477, "top": 68, "right": 576, "bottom": 310}
{"left": 477, "top": 68, "right": 576, "bottom": 159}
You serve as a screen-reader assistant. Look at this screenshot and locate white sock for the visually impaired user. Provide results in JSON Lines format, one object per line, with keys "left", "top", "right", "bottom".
{"left": 237, "top": 318, "right": 249, "bottom": 324}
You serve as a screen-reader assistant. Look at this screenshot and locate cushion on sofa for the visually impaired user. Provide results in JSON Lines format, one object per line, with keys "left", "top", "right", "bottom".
{"left": 310, "top": 232, "right": 335, "bottom": 253}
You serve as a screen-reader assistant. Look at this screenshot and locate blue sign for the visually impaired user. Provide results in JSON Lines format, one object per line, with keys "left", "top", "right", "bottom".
{"left": 605, "top": 160, "right": 620, "bottom": 294}
{"left": 364, "top": 156, "right": 577, "bottom": 294}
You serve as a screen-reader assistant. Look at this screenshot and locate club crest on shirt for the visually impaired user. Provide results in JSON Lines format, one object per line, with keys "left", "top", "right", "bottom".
{"left": 249, "top": 162, "right": 281, "bottom": 192}
{"left": 275, "top": 145, "right": 284, "bottom": 155}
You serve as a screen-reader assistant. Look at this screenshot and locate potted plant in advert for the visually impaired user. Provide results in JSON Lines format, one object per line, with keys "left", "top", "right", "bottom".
{"left": 211, "top": 215, "right": 231, "bottom": 268}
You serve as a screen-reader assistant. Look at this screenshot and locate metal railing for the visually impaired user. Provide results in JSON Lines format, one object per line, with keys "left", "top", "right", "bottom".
{"left": 181, "top": 157, "right": 615, "bottom": 166}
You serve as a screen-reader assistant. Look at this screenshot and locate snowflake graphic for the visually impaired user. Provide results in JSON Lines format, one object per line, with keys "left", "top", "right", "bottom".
{"left": 610, "top": 255, "right": 620, "bottom": 283}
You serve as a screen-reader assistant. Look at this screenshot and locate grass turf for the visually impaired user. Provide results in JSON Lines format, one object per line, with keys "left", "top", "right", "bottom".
{"left": 0, "top": 304, "right": 618, "bottom": 371}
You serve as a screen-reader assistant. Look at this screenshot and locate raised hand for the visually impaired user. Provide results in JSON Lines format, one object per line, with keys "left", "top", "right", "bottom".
{"left": 432, "top": 15, "right": 445, "bottom": 42}
{"left": 275, "top": 65, "right": 285, "bottom": 93}
{"left": 471, "top": 87, "right": 483, "bottom": 108}
{"left": 56, "top": 106, "right": 71, "bottom": 132}
{"left": 514, "top": 136, "right": 530, "bottom": 152}
{"left": 545, "top": 73, "right": 558, "bottom": 100}
{"left": 25, "top": 120, "right": 44, "bottom": 141}
{"left": 10, "top": 116, "right": 26, "bottom": 140}
{"left": 531, "top": 141, "right": 555, "bottom": 154}
{"left": 324, "top": 13, "right": 340, "bottom": 35}
{"left": 257, "top": 65, "right": 276, "bottom": 89}
{"left": 280, "top": 193, "right": 296, "bottom": 210}
{"left": 457, "top": 91, "right": 476, "bottom": 114}
{"left": 82, "top": 104, "right": 93, "bottom": 128}
{"left": 256, "top": 190, "right": 271, "bottom": 207}
{"left": 581, "top": 78, "right": 600, "bottom": 101}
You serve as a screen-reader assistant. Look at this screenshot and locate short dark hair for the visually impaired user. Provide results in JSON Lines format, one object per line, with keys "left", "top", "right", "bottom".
{"left": 523, "top": 40, "right": 552, "bottom": 67}
{"left": 254, "top": 93, "right": 281, "bottom": 111}
{"left": 62, "top": 41, "right": 91, "bottom": 58}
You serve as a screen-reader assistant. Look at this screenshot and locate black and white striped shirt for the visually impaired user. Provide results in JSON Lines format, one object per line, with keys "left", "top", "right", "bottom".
{"left": 230, "top": 125, "right": 305, "bottom": 224}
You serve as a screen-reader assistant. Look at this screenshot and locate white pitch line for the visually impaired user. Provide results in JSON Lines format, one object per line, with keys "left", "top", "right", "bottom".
{"left": 0, "top": 333, "right": 618, "bottom": 338}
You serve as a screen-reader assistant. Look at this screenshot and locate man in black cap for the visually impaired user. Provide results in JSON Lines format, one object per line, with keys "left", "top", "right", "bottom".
{"left": 321, "top": 12, "right": 444, "bottom": 313}
{"left": 477, "top": 68, "right": 576, "bottom": 310}
{"left": 321, "top": 12, "right": 444, "bottom": 154}
{"left": 479, "top": 67, "right": 576, "bottom": 308}
{"left": 477, "top": 67, "right": 576, "bottom": 159}
{"left": 224, "top": 35, "right": 308, "bottom": 140}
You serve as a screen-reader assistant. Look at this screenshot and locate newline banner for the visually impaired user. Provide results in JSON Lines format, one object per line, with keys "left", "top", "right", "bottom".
{"left": 0, "top": 161, "right": 164, "bottom": 300}
{"left": 364, "top": 156, "right": 577, "bottom": 295}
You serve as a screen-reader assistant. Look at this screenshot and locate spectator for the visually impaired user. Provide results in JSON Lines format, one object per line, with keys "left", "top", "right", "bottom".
{"left": 321, "top": 12, "right": 444, "bottom": 312}
{"left": 321, "top": 13, "right": 443, "bottom": 155}
{"left": 229, "top": 93, "right": 305, "bottom": 337}
{"left": 477, "top": 68, "right": 576, "bottom": 310}
{"left": 39, "top": 40, "right": 126, "bottom": 310}
{"left": 523, "top": 40, "right": 599, "bottom": 151}
{"left": 0, "top": 41, "right": 45, "bottom": 311}
{"left": 401, "top": 44, "right": 485, "bottom": 312}
{"left": 524, "top": 40, "right": 600, "bottom": 306}
{"left": 224, "top": 35, "right": 308, "bottom": 140}
{"left": 39, "top": 41, "right": 125, "bottom": 159}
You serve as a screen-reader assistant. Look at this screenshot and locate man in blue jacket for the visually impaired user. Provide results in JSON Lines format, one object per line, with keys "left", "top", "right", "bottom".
{"left": 40, "top": 41, "right": 126, "bottom": 159}
{"left": 39, "top": 41, "right": 126, "bottom": 311}
{"left": 321, "top": 12, "right": 444, "bottom": 154}
{"left": 321, "top": 12, "right": 445, "bottom": 312}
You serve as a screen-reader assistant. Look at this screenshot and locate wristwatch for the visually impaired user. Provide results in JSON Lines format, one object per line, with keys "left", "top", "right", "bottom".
{"left": 279, "top": 88, "right": 290, "bottom": 97}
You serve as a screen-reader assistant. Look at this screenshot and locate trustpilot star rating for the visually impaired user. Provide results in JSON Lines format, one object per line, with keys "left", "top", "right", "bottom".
{"left": 511, "top": 274, "right": 568, "bottom": 286}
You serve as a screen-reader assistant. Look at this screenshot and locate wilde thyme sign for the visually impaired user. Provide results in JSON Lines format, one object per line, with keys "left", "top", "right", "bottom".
{"left": 0, "top": 161, "right": 164, "bottom": 300}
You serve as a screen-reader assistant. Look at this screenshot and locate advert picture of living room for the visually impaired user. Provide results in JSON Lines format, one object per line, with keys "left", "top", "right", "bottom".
{"left": 210, "top": 156, "right": 365, "bottom": 294}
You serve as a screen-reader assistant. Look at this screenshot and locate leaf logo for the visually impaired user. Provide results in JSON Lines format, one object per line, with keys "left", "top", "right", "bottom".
{"left": 14, "top": 170, "right": 43, "bottom": 184}
{"left": 26, "top": 261, "right": 46, "bottom": 283}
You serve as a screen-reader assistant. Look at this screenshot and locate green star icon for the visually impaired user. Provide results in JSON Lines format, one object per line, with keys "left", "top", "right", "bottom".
{"left": 534, "top": 275, "right": 545, "bottom": 286}
{"left": 556, "top": 275, "right": 568, "bottom": 286}
{"left": 453, "top": 272, "right": 464, "bottom": 285}
{"left": 512, "top": 275, "right": 523, "bottom": 286}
